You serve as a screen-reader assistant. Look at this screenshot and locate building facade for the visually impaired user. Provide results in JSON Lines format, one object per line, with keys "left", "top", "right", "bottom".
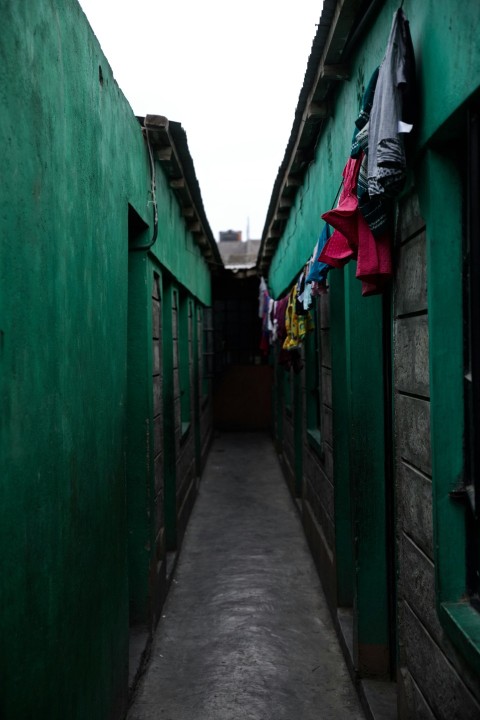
{"left": 258, "top": 0, "right": 480, "bottom": 717}
{"left": 0, "top": 3, "right": 219, "bottom": 717}
{"left": 3, "top": 0, "right": 480, "bottom": 718}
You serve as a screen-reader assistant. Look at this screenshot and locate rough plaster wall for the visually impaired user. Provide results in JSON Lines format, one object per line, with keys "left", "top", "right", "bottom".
{"left": 0, "top": 2, "right": 212, "bottom": 716}
{"left": 0, "top": 2, "right": 148, "bottom": 716}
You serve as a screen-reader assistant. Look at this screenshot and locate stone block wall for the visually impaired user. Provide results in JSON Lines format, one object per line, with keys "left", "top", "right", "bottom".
{"left": 394, "top": 192, "right": 480, "bottom": 717}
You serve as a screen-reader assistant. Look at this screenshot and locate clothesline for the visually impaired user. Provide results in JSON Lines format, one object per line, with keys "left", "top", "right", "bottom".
{"left": 258, "top": 6, "right": 415, "bottom": 363}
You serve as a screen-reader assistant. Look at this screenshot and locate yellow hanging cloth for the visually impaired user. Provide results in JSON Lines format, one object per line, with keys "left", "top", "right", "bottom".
{"left": 282, "top": 285, "right": 314, "bottom": 351}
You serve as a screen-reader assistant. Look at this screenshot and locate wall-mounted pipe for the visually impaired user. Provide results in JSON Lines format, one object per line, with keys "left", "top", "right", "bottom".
{"left": 130, "top": 126, "right": 159, "bottom": 252}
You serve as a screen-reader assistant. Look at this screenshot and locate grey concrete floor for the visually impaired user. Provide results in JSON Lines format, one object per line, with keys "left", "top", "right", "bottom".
{"left": 128, "top": 432, "right": 365, "bottom": 720}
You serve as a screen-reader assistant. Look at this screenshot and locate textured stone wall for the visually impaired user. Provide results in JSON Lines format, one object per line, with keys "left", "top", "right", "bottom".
{"left": 394, "top": 192, "right": 480, "bottom": 718}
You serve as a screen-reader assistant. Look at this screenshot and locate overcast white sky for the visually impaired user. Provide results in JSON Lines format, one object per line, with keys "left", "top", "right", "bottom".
{"left": 78, "top": 0, "right": 323, "bottom": 242}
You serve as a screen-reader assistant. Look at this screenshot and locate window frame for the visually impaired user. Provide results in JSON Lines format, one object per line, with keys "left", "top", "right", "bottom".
{"left": 461, "top": 102, "right": 480, "bottom": 606}
{"left": 427, "top": 100, "right": 480, "bottom": 674}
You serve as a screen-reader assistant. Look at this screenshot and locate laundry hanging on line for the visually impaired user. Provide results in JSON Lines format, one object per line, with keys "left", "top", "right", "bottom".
{"left": 259, "top": 5, "right": 416, "bottom": 355}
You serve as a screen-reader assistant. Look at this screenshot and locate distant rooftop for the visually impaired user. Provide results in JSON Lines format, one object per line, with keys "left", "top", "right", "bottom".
{"left": 219, "top": 229, "right": 242, "bottom": 243}
{"left": 217, "top": 232, "right": 261, "bottom": 269}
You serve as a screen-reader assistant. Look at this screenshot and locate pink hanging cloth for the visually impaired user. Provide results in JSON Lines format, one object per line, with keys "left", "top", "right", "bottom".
{"left": 318, "top": 158, "right": 360, "bottom": 267}
{"left": 319, "top": 154, "right": 392, "bottom": 295}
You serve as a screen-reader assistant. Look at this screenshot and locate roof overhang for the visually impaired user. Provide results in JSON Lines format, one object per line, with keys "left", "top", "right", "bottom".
{"left": 138, "top": 114, "right": 223, "bottom": 271}
{"left": 257, "top": 0, "right": 384, "bottom": 276}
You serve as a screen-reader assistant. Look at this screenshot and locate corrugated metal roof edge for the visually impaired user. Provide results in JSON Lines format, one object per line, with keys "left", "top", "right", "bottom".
{"left": 257, "top": 0, "right": 337, "bottom": 275}
{"left": 257, "top": 0, "right": 383, "bottom": 277}
{"left": 169, "top": 121, "right": 224, "bottom": 269}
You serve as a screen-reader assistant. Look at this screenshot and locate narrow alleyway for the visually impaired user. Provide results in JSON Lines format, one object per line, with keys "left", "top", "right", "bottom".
{"left": 128, "top": 433, "right": 365, "bottom": 720}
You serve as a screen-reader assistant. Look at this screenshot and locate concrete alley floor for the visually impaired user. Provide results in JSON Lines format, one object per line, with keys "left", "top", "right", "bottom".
{"left": 128, "top": 432, "right": 365, "bottom": 720}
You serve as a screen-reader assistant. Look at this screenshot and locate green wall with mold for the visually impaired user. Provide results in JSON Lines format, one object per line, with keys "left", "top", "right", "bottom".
{"left": 0, "top": 1, "right": 211, "bottom": 717}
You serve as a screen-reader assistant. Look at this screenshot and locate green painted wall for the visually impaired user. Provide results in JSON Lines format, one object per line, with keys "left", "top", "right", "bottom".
{"left": 0, "top": 1, "right": 212, "bottom": 717}
{"left": 266, "top": 0, "right": 480, "bottom": 682}
{"left": 0, "top": 4, "right": 135, "bottom": 717}
{"left": 151, "top": 167, "right": 212, "bottom": 305}
{"left": 268, "top": 0, "right": 480, "bottom": 300}
{"left": 267, "top": 4, "right": 395, "bottom": 675}
{"left": 343, "top": 265, "right": 389, "bottom": 672}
